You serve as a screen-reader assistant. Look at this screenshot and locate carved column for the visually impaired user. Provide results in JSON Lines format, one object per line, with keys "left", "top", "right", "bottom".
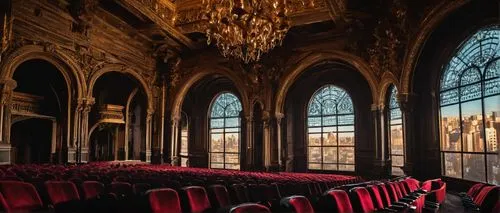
{"left": 0, "top": 79, "right": 16, "bottom": 164}
{"left": 245, "top": 114, "right": 253, "bottom": 170}
{"left": 399, "top": 93, "right": 415, "bottom": 176}
{"left": 262, "top": 111, "right": 271, "bottom": 169}
{"left": 170, "top": 116, "right": 180, "bottom": 165}
{"left": 275, "top": 113, "right": 284, "bottom": 170}
{"left": 371, "top": 103, "right": 390, "bottom": 178}
{"left": 79, "top": 98, "right": 94, "bottom": 163}
{"left": 145, "top": 109, "right": 154, "bottom": 163}
{"left": 160, "top": 78, "right": 167, "bottom": 163}
{"left": 69, "top": 100, "right": 83, "bottom": 163}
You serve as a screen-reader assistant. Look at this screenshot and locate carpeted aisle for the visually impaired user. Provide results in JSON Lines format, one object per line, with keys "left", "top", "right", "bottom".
{"left": 439, "top": 192, "right": 466, "bottom": 213}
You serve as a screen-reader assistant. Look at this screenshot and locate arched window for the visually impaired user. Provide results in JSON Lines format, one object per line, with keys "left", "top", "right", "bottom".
{"left": 439, "top": 26, "right": 499, "bottom": 184}
{"left": 209, "top": 92, "right": 242, "bottom": 170}
{"left": 307, "top": 85, "right": 355, "bottom": 171}
{"left": 388, "top": 86, "right": 405, "bottom": 175}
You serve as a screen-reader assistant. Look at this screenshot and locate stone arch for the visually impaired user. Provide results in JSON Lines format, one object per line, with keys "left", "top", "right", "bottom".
{"left": 0, "top": 44, "right": 86, "bottom": 99}
{"left": 378, "top": 72, "right": 400, "bottom": 106}
{"left": 170, "top": 66, "right": 250, "bottom": 121}
{"left": 87, "top": 64, "right": 154, "bottom": 112}
{"left": 275, "top": 51, "right": 378, "bottom": 115}
{"left": 400, "top": 0, "right": 471, "bottom": 94}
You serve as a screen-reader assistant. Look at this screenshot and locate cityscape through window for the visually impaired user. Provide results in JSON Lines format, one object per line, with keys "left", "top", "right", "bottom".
{"left": 439, "top": 26, "right": 500, "bottom": 184}
{"left": 209, "top": 92, "right": 242, "bottom": 170}
{"left": 389, "top": 86, "right": 405, "bottom": 176}
{"left": 307, "top": 85, "right": 355, "bottom": 171}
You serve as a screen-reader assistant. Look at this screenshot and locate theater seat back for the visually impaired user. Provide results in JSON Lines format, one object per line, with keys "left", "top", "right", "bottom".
{"left": 280, "top": 195, "right": 314, "bottom": 213}
{"left": 82, "top": 181, "right": 104, "bottom": 200}
{"left": 45, "top": 181, "right": 80, "bottom": 205}
{"left": 182, "top": 186, "right": 212, "bottom": 213}
{"left": 207, "top": 184, "right": 231, "bottom": 209}
{"left": 350, "top": 187, "right": 375, "bottom": 213}
{"left": 0, "top": 181, "right": 43, "bottom": 213}
{"left": 147, "top": 188, "right": 182, "bottom": 213}
{"left": 467, "top": 183, "right": 485, "bottom": 197}
{"left": 366, "top": 185, "right": 385, "bottom": 209}
{"left": 324, "top": 189, "right": 353, "bottom": 213}
{"left": 229, "top": 203, "right": 271, "bottom": 213}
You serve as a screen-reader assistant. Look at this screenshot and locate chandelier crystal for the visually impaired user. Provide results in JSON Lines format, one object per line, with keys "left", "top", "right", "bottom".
{"left": 202, "top": 0, "right": 291, "bottom": 63}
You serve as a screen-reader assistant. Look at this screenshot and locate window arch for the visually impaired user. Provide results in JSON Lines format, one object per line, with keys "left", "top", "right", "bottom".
{"left": 388, "top": 86, "right": 405, "bottom": 176}
{"left": 307, "top": 85, "right": 355, "bottom": 171}
{"left": 439, "top": 26, "right": 499, "bottom": 184}
{"left": 209, "top": 92, "right": 242, "bottom": 170}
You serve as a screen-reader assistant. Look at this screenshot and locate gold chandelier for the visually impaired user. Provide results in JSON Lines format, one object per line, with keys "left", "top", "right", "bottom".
{"left": 202, "top": 0, "right": 291, "bottom": 63}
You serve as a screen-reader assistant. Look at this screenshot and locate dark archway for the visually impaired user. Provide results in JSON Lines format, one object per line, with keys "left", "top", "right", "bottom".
{"left": 11, "top": 59, "right": 69, "bottom": 164}
{"left": 89, "top": 72, "right": 147, "bottom": 162}
{"left": 284, "top": 61, "right": 373, "bottom": 175}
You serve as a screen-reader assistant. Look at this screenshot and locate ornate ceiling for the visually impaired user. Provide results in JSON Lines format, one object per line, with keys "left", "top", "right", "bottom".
{"left": 94, "top": 0, "right": 349, "bottom": 52}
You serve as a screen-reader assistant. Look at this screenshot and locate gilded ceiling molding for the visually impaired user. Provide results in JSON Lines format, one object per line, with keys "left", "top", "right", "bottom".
{"left": 87, "top": 63, "right": 154, "bottom": 113}
{"left": 324, "top": 0, "right": 346, "bottom": 22}
{"left": 0, "top": 44, "right": 86, "bottom": 99}
{"left": 121, "top": 0, "right": 195, "bottom": 48}
{"left": 377, "top": 71, "right": 399, "bottom": 107}
{"left": 400, "top": 0, "right": 470, "bottom": 94}
{"left": 274, "top": 50, "right": 379, "bottom": 115}
{"left": 169, "top": 65, "right": 250, "bottom": 122}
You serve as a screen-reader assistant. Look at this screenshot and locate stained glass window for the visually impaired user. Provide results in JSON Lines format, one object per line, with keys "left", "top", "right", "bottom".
{"left": 307, "top": 85, "right": 355, "bottom": 171}
{"left": 388, "top": 86, "right": 405, "bottom": 176}
{"left": 439, "top": 26, "right": 500, "bottom": 184}
{"left": 209, "top": 93, "right": 242, "bottom": 170}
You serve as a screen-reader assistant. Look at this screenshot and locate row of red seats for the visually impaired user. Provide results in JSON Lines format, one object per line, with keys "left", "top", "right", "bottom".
{"left": 459, "top": 182, "right": 499, "bottom": 212}
{"left": 0, "top": 175, "right": 456, "bottom": 213}
{"left": 0, "top": 163, "right": 361, "bottom": 187}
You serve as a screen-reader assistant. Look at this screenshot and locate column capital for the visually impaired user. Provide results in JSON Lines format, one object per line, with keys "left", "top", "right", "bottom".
{"left": 0, "top": 79, "right": 17, "bottom": 92}
{"left": 370, "top": 103, "right": 385, "bottom": 112}
{"left": 171, "top": 115, "right": 180, "bottom": 123}
{"left": 275, "top": 112, "right": 284, "bottom": 120}
{"left": 262, "top": 111, "right": 271, "bottom": 122}
{"left": 244, "top": 115, "right": 253, "bottom": 122}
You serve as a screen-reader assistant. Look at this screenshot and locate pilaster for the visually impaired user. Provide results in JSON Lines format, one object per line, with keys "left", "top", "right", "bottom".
{"left": 398, "top": 93, "right": 416, "bottom": 176}
{"left": 170, "top": 115, "right": 180, "bottom": 165}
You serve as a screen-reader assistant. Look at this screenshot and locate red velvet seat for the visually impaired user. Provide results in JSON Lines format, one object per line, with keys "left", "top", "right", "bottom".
{"left": 227, "top": 203, "right": 271, "bottom": 213}
{"left": 466, "top": 183, "right": 485, "bottom": 198}
{"left": 45, "top": 181, "right": 82, "bottom": 213}
{"left": 422, "top": 179, "right": 446, "bottom": 204}
{"left": 0, "top": 181, "right": 44, "bottom": 213}
{"left": 181, "top": 186, "right": 212, "bottom": 213}
{"left": 82, "top": 181, "right": 105, "bottom": 200}
{"left": 280, "top": 195, "right": 314, "bottom": 213}
{"left": 322, "top": 189, "right": 353, "bottom": 213}
{"left": 473, "top": 186, "right": 499, "bottom": 212}
{"left": 147, "top": 188, "right": 182, "bottom": 213}
{"left": 207, "top": 184, "right": 231, "bottom": 209}
{"left": 366, "top": 185, "right": 385, "bottom": 210}
{"left": 45, "top": 181, "right": 80, "bottom": 205}
{"left": 231, "top": 184, "right": 250, "bottom": 204}
{"left": 349, "top": 187, "right": 375, "bottom": 213}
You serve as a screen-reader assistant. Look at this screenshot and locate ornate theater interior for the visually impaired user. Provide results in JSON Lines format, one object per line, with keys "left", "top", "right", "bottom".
{"left": 0, "top": 0, "right": 498, "bottom": 212}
